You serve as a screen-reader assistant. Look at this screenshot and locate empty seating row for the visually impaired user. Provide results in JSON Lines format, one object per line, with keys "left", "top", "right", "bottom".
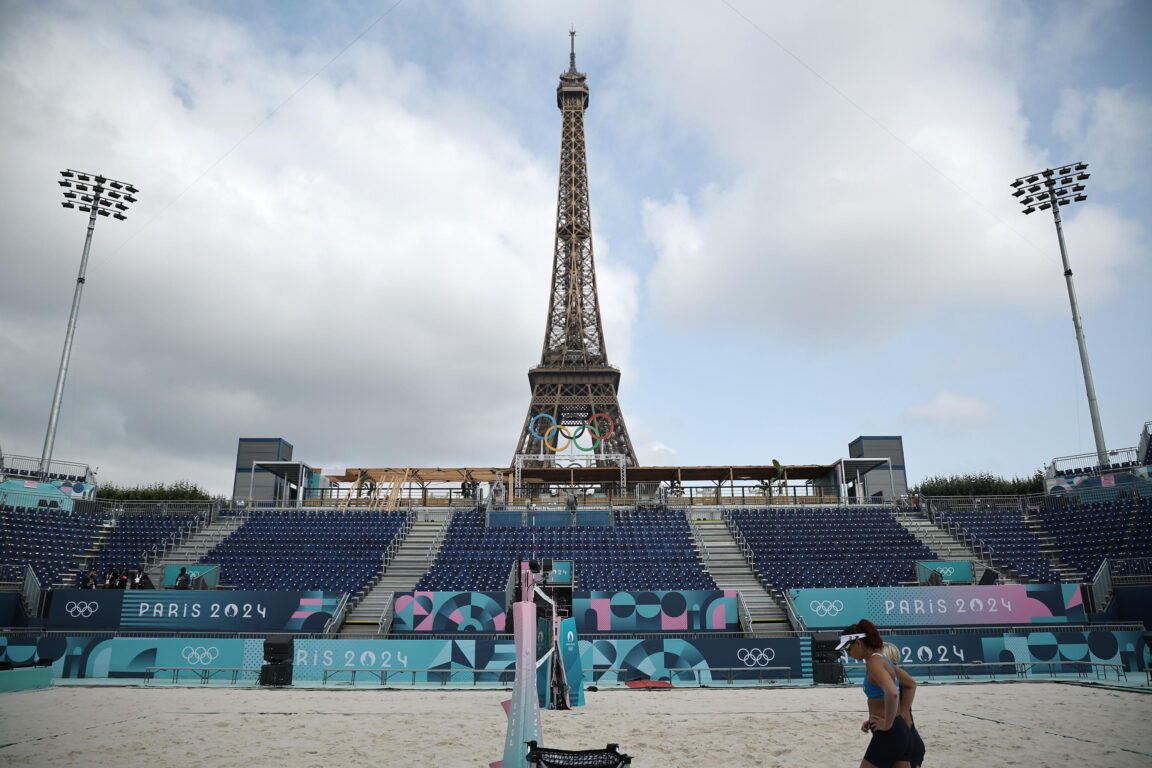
{"left": 416, "top": 509, "right": 715, "bottom": 592}
{"left": 727, "top": 506, "right": 936, "bottom": 591}
{"left": 200, "top": 509, "right": 410, "bottom": 594}
{"left": 1032, "top": 498, "right": 1151, "bottom": 578}
{"left": 931, "top": 506, "right": 1058, "bottom": 582}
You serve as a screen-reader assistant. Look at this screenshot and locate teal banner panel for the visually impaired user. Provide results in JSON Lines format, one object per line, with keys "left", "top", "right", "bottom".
{"left": 291, "top": 638, "right": 517, "bottom": 683}
{"left": 559, "top": 617, "right": 585, "bottom": 707}
{"left": 4, "top": 631, "right": 1142, "bottom": 683}
{"left": 163, "top": 564, "right": 220, "bottom": 588}
{"left": 583, "top": 637, "right": 807, "bottom": 684}
{"left": 549, "top": 560, "right": 573, "bottom": 585}
{"left": 391, "top": 591, "right": 507, "bottom": 633}
{"left": 46, "top": 589, "right": 341, "bottom": 632}
{"left": 790, "top": 584, "right": 1085, "bottom": 628}
{"left": 536, "top": 617, "right": 552, "bottom": 708}
{"left": 916, "top": 560, "right": 973, "bottom": 584}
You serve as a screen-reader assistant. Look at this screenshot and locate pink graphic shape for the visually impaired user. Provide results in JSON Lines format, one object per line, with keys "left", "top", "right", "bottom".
{"left": 590, "top": 597, "right": 612, "bottom": 630}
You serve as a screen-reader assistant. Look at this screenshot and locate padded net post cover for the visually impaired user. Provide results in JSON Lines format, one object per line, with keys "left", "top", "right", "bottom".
{"left": 525, "top": 741, "right": 632, "bottom": 767}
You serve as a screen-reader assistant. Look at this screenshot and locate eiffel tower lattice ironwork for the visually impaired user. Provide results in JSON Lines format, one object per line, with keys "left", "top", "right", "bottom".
{"left": 513, "top": 32, "right": 637, "bottom": 466}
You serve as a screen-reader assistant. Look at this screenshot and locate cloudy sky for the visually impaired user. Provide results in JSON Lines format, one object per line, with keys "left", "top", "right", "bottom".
{"left": 1, "top": 0, "right": 1149, "bottom": 495}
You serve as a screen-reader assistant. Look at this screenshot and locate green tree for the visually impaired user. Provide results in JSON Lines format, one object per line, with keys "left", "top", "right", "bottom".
{"left": 95, "top": 480, "right": 219, "bottom": 501}
{"left": 910, "top": 470, "right": 1045, "bottom": 497}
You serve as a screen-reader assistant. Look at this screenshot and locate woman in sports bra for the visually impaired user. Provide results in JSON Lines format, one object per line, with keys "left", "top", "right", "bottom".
{"left": 836, "top": 619, "right": 913, "bottom": 768}
{"left": 883, "top": 642, "right": 925, "bottom": 768}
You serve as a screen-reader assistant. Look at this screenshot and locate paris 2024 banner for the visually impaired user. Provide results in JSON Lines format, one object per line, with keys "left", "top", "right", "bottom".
{"left": 790, "top": 584, "right": 1085, "bottom": 629}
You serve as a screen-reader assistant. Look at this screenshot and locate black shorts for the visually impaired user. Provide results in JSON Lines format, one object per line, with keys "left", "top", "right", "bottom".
{"left": 863, "top": 715, "right": 912, "bottom": 768}
{"left": 909, "top": 724, "right": 925, "bottom": 767}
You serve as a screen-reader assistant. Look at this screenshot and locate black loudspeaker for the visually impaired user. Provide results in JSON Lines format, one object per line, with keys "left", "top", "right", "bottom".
{"left": 813, "top": 662, "right": 844, "bottom": 684}
{"left": 259, "top": 663, "right": 293, "bottom": 686}
{"left": 264, "top": 634, "right": 294, "bottom": 664}
{"left": 812, "top": 632, "right": 841, "bottom": 663}
{"left": 978, "top": 569, "right": 999, "bottom": 585}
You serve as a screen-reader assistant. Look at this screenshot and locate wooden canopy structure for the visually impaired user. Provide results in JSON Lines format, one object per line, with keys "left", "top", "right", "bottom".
{"left": 323, "top": 463, "right": 836, "bottom": 486}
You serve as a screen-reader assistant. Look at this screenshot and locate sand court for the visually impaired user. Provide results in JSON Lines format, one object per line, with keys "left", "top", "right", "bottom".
{"left": 1, "top": 682, "right": 1150, "bottom": 767}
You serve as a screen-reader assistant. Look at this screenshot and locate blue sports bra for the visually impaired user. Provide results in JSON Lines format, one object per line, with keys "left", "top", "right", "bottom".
{"left": 863, "top": 653, "right": 900, "bottom": 699}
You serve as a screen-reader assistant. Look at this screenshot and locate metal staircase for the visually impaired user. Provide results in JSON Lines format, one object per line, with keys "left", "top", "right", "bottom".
{"left": 892, "top": 510, "right": 1028, "bottom": 584}
{"left": 338, "top": 518, "right": 447, "bottom": 636}
{"left": 690, "top": 517, "right": 790, "bottom": 630}
{"left": 1019, "top": 509, "right": 1082, "bottom": 582}
{"left": 149, "top": 513, "right": 248, "bottom": 585}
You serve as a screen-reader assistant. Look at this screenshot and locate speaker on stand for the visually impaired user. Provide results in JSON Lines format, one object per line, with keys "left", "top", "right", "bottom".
{"left": 811, "top": 632, "right": 844, "bottom": 684}
{"left": 978, "top": 569, "right": 999, "bottom": 585}
{"left": 260, "top": 634, "right": 294, "bottom": 686}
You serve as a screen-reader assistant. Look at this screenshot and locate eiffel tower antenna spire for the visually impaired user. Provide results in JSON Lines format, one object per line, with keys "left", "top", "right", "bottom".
{"left": 512, "top": 33, "right": 638, "bottom": 466}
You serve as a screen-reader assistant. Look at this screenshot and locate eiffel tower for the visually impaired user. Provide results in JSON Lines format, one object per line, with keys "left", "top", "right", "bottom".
{"left": 513, "top": 32, "right": 637, "bottom": 466}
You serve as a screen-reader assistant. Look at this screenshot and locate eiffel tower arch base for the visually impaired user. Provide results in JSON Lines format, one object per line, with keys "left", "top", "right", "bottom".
{"left": 513, "top": 367, "right": 637, "bottom": 467}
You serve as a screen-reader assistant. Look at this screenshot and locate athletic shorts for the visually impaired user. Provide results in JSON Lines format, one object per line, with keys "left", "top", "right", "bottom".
{"left": 910, "top": 724, "right": 925, "bottom": 767}
{"left": 863, "top": 714, "right": 912, "bottom": 768}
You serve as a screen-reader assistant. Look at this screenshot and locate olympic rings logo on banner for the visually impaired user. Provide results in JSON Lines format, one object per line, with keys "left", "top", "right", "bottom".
{"left": 938, "top": 567, "right": 955, "bottom": 577}
{"left": 65, "top": 601, "right": 99, "bottom": 618}
{"left": 736, "top": 648, "right": 776, "bottom": 667}
{"left": 529, "top": 412, "right": 616, "bottom": 452}
{"left": 182, "top": 646, "right": 220, "bottom": 665}
{"left": 809, "top": 599, "right": 844, "bottom": 617}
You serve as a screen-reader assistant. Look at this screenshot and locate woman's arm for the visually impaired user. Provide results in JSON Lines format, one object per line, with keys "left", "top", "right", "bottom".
{"left": 894, "top": 665, "right": 917, "bottom": 722}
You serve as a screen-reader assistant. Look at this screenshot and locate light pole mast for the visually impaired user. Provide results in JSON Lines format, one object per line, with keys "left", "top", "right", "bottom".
{"left": 39, "top": 170, "right": 139, "bottom": 478}
{"left": 1010, "top": 162, "right": 1108, "bottom": 468}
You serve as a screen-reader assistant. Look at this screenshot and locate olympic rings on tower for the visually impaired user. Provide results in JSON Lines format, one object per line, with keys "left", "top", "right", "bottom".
{"left": 529, "top": 412, "right": 616, "bottom": 452}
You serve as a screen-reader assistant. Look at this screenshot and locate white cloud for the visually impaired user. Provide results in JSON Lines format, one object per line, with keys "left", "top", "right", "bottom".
{"left": 1054, "top": 86, "right": 1152, "bottom": 189}
{"left": 905, "top": 392, "right": 994, "bottom": 427}
{"left": 645, "top": 441, "right": 678, "bottom": 466}
{"left": 618, "top": 3, "right": 1145, "bottom": 340}
{"left": 0, "top": 3, "right": 640, "bottom": 491}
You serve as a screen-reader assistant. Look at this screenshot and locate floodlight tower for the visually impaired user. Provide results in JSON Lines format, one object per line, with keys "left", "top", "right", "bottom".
{"left": 1010, "top": 162, "right": 1108, "bottom": 468}
{"left": 39, "top": 170, "right": 140, "bottom": 478}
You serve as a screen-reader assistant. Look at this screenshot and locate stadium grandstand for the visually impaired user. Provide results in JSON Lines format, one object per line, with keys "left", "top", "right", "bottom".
{"left": 1, "top": 420, "right": 1149, "bottom": 695}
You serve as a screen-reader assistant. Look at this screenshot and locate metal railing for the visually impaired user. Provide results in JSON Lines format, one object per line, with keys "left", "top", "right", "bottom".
{"left": 1049, "top": 446, "right": 1141, "bottom": 477}
{"left": 665, "top": 666, "right": 798, "bottom": 685}
{"left": 1084, "top": 559, "right": 1114, "bottom": 614}
{"left": 376, "top": 592, "right": 396, "bottom": 635}
{"left": 322, "top": 592, "right": 351, "bottom": 635}
{"left": 145, "top": 666, "right": 259, "bottom": 685}
{"left": 843, "top": 659, "right": 1129, "bottom": 683}
{"left": 782, "top": 592, "right": 805, "bottom": 631}
{"left": 0, "top": 452, "right": 92, "bottom": 482}
{"left": 735, "top": 591, "right": 753, "bottom": 634}
{"left": 21, "top": 564, "right": 45, "bottom": 617}
{"left": 1111, "top": 557, "right": 1152, "bottom": 584}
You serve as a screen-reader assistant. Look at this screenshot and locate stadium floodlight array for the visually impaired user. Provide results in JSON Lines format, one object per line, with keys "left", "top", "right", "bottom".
{"left": 1009, "top": 162, "right": 1089, "bottom": 215}
{"left": 58, "top": 169, "right": 140, "bottom": 220}
{"left": 40, "top": 170, "right": 140, "bottom": 478}
{"left": 1009, "top": 162, "right": 1108, "bottom": 470}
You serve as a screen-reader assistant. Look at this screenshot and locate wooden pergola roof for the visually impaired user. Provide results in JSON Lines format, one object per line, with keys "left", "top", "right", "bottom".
{"left": 323, "top": 464, "right": 836, "bottom": 485}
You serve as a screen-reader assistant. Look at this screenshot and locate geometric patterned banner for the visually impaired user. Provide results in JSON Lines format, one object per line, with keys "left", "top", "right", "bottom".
{"left": 572, "top": 590, "right": 742, "bottom": 633}
{"left": 1, "top": 631, "right": 1144, "bottom": 683}
{"left": 391, "top": 591, "right": 507, "bottom": 633}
